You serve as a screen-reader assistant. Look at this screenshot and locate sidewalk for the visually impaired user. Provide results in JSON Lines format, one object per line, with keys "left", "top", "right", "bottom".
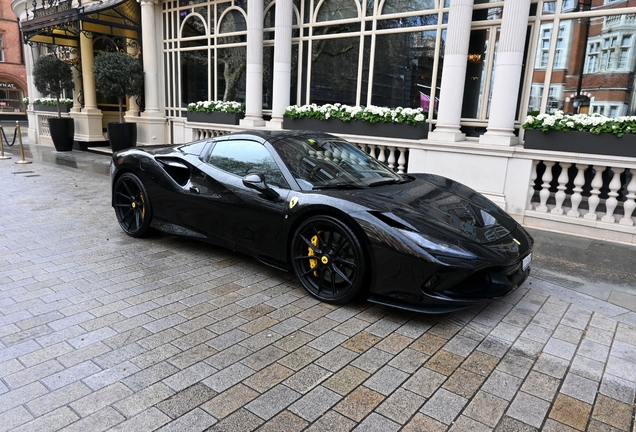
{"left": 1, "top": 124, "right": 635, "bottom": 431}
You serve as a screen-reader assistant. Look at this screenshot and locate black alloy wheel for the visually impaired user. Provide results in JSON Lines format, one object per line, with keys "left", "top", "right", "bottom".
{"left": 291, "top": 215, "right": 367, "bottom": 304}
{"left": 113, "top": 173, "right": 153, "bottom": 238}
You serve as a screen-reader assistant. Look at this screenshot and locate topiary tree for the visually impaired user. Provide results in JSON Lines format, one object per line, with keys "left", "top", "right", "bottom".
{"left": 93, "top": 51, "right": 144, "bottom": 123}
{"left": 32, "top": 55, "right": 74, "bottom": 118}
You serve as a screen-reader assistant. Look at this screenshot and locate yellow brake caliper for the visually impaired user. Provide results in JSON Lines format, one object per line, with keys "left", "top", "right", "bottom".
{"left": 139, "top": 193, "right": 145, "bottom": 219}
{"left": 308, "top": 234, "right": 320, "bottom": 276}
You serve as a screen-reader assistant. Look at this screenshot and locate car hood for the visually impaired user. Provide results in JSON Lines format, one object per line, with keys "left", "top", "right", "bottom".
{"left": 347, "top": 174, "right": 518, "bottom": 245}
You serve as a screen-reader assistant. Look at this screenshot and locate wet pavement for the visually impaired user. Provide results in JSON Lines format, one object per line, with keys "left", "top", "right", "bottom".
{"left": 1, "top": 123, "right": 636, "bottom": 431}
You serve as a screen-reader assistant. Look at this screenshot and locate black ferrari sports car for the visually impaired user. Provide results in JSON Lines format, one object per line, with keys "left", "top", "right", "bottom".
{"left": 110, "top": 130, "right": 532, "bottom": 313}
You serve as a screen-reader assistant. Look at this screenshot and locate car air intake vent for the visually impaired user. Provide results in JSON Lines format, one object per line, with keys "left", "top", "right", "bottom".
{"left": 368, "top": 211, "right": 414, "bottom": 231}
{"left": 156, "top": 157, "right": 191, "bottom": 186}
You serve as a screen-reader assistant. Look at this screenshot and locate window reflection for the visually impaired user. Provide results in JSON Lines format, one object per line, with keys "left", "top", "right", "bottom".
{"left": 530, "top": 14, "right": 636, "bottom": 116}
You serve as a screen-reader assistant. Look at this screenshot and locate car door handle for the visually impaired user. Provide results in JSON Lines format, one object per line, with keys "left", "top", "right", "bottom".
{"left": 190, "top": 186, "right": 200, "bottom": 194}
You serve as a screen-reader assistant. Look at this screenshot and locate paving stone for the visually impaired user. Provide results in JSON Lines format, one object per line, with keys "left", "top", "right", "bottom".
{"left": 410, "top": 332, "right": 447, "bottom": 355}
{"left": 258, "top": 410, "right": 308, "bottom": 432}
{"left": 425, "top": 349, "right": 465, "bottom": 376}
{"left": 351, "top": 412, "right": 400, "bottom": 432}
{"left": 521, "top": 370, "right": 561, "bottom": 401}
{"left": 244, "top": 384, "right": 301, "bottom": 420}
{"left": 548, "top": 393, "right": 592, "bottom": 431}
{"left": 155, "top": 407, "right": 217, "bottom": 432}
{"left": 507, "top": 392, "right": 551, "bottom": 429}
{"left": 277, "top": 345, "right": 322, "bottom": 371}
{"left": 202, "top": 383, "right": 259, "bottom": 419}
{"left": 569, "top": 355, "right": 605, "bottom": 382}
{"left": 27, "top": 381, "right": 92, "bottom": 417}
{"left": 240, "top": 345, "right": 286, "bottom": 371}
{"left": 4, "top": 358, "right": 65, "bottom": 389}
{"left": 599, "top": 373, "right": 636, "bottom": 405}
{"left": 162, "top": 361, "right": 217, "bottom": 392}
{"left": 70, "top": 382, "right": 134, "bottom": 417}
{"left": 494, "top": 416, "right": 540, "bottom": 431}
{"left": 448, "top": 415, "right": 491, "bottom": 432}
{"left": 560, "top": 372, "right": 600, "bottom": 404}
{"left": 0, "top": 405, "right": 34, "bottom": 432}
{"left": 533, "top": 353, "right": 570, "bottom": 379}
{"left": 420, "top": 388, "right": 468, "bottom": 425}
{"left": 463, "top": 390, "right": 508, "bottom": 427}
{"left": 40, "top": 360, "right": 101, "bottom": 391}
{"left": 11, "top": 406, "right": 79, "bottom": 432}
{"left": 314, "top": 346, "right": 358, "bottom": 372}
{"left": 204, "top": 362, "right": 256, "bottom": 393}
{"left": 333, "top": 317, "right": 370, "bottom": 337}
{"left": 60, "top": 406, "right": 125, "bottom": 432}
{"left": 112, "top": 382, "right": 175, "bottom": 418}
{"left": 443, "top": 367, "right": 487, "bottom": 398}
{"left": 322, "top": 365, "right": 370, "bottom": 396}
{"left": 109, "top": 407, "right": 171, "bottom": 432}
{"left": 403, "top": 365, "right": 447, "bottom": 398}
{"left": 208, "top": 408, "right": 264, "bottom": 431}
{"left": 590, "top": 394, "right": 633, "bottom": 431}
{"left": 121, "top": 361, "right": 180, "bottom": 391}
{"left": 156, "top": 382, "right": 217, "bottom": 419}
{"left": 303, "top": 410, "right": 356, "bottom": 432}
{"left": 289, "top": 385, "right": 342, "bottom": 421}
{"left": 375, "top": 387, "right": 425, "bottom": 424}
{"left": 205, "top": 344, "right": 253, "bottom": 370}
{"left": 82, "top": 360, "right": 141, "bottom": 390}
{"left": 363, "top": 365, "right": 409, "bottom": 396}
{"left": 334, "top": 386, "right": 385, "bottom": 422}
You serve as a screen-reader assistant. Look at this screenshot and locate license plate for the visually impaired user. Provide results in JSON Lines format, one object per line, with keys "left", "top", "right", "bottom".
{"left": 522, "top": 253, "right": 532, "bottom": 271}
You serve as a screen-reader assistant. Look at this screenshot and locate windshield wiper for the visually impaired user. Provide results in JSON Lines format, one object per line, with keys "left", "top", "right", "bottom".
{"left": 312, "top": 183, "right": 368, "bottom": 190}
{"left": 368, "top": 176, "right": 413, "bottom": 187}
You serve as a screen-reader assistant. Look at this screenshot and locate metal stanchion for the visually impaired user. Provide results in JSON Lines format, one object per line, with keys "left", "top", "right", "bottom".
{"left": 0, "top": 125, "right": 11, "bottom": 160}
{"left": 15, "top": 121, "right": 32, "bottom": 165}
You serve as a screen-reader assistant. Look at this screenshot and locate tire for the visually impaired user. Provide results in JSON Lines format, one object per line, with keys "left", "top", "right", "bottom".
{"left": 291, "top": 215, "right": 367, "bottom": 304}
{"left": 113, "top": 173, "right": 153, "bottom": 238}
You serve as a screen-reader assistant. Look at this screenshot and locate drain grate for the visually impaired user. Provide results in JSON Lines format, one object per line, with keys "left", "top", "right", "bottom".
{"left": 12, "top": 171, "right": 35, "bottom": 175}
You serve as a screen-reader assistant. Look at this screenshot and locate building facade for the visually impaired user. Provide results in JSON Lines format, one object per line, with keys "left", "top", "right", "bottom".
{"left": 1, "top": 0, "right": 27, "bottom": 118}
{"left": 11, "top": 0, "right": 636, "bottom": 243}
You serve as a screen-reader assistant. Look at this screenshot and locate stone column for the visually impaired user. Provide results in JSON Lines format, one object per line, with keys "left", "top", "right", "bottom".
{"left": 267, "top": 0, "right": 293, "bottom": 128}
{"left": 73, "top": 31, "right": 105, "bottom": 143}
{"left": 427, "top": 0, "right": 474, "bottom": 142}
{"left": 126, "top": 39, "right": 140, "bottom": 117}
{"left": 479, "top": 0, "right": 531, "bottom": 146}
{"left": 137, "top": 0, "right": 167, "bottom": 145}
{"left": 79, "top": 32, "right": 98, "bottom": 111}
{"left": 241, "top": 0, "right": 265, "bottom": 127}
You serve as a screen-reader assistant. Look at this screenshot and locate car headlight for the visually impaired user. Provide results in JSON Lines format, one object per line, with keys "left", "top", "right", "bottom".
{"left": 399, "top": 229, "right": 476, "bottom": 259}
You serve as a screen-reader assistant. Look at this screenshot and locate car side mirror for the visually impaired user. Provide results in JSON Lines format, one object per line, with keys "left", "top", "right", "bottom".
{"left": 242, "top": 173, "right": 279, "bottom": 199}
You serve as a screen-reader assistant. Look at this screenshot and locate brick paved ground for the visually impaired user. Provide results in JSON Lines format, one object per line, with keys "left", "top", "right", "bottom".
{"left": 1, "top": 146, "right": 635, "bottom": 431}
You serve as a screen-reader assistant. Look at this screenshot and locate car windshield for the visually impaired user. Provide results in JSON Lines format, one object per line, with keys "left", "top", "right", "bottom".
{"left": 274, "top": 136, "right": 402, "bottom": 189}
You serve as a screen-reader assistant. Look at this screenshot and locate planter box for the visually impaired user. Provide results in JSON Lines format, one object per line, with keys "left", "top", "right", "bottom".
{"left": 34, "top": 104, "right": 71, "bottom": 113}
{"left": 186, "top": 111, "right": 243, "bottom": 125}
{"left": 283, "top": 117, "right": 346, "bottom": 134}
{"left": 524, "top": 130, "right": 636, "bottom": 158}
{"left": 283, "top": 117, "right": 428, "bottom": 139}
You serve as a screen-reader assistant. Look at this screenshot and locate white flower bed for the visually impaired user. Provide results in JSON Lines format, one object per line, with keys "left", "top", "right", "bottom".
{"left": 284, "top": 103, "right": 426, "bottom": 125}
{"left": 523, "top": 110, "right": 636, "bottom": 137}
{"left": 187, "top": 100, "right": 244, "bottom": 114}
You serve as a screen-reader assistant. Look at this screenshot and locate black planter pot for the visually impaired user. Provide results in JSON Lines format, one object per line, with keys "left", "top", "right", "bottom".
{"left": 47, "top": 117, "right": 74, "bottom": 152}
{"left": 107, "top": 122, "right": 137, "bottom": 152}
{"left": 283, "top": 117, "right": 429, "bottom": 139}
{"left": 524, "top": 130, "right": 636, "bottom": 158}
{"left": 186, "top": 111, "right": 244, "bottom": 124}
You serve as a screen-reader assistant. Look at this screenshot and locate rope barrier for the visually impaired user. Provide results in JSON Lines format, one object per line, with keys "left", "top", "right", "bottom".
{"left": 0, "top": 125, "right": 11, "bottom": 160}
{"left": 0, "top": 123, "right": 18, "bottom": 147}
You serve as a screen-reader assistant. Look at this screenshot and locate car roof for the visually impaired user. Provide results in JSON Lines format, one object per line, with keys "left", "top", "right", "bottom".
{"left": 224, "top": 129, "right": 339, "bottom": 146}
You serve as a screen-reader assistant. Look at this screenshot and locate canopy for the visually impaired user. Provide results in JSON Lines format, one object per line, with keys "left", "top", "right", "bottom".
{"left": 21, "top": 0, "right": 140, "bottom": 47}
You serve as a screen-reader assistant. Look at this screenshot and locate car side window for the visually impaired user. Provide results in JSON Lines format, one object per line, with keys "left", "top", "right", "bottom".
{"left": 207, "top": 140, "right": 287, "bottom": 188}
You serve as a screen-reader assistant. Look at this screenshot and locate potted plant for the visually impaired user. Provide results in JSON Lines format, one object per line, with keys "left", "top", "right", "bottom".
{"left": 186, "top": 100, "right": 245, "bottom": 124}
{"left": 283, "top": 103, "right": 428, "bottom": 139}
{"left": 523, "top": 111, "right": 636, "bottom": 157}
{"left": 32, "top": 55, "right": 75, "bottom": 151}
{"left": 33, "top": 97, "right": 73, "bottom": 113}
{"left": 93, "top": 51, "right": 144, "bottom": 151}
